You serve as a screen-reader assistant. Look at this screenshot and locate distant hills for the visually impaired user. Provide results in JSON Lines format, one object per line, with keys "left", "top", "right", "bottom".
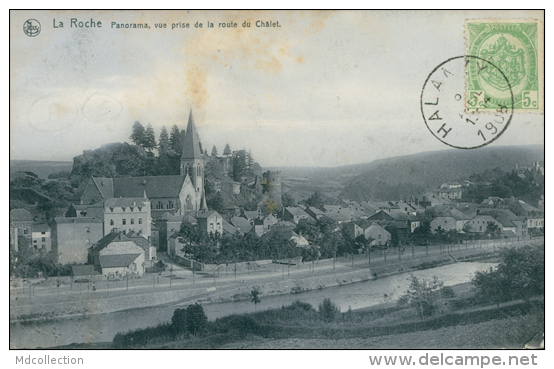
{"left": 10, "top": 160, "right": 73, "bottom": 179}
{"left": 11, "top": 144, "right": 544, "bottom": 202}
{"left": 273, "top": 145, "right": 544, "bottom": 202}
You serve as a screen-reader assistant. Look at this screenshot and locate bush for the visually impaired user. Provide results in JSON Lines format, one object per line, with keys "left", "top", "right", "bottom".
{"left": 171, "top": 308, "right": 188, "bottom": 334}
{"left": 318, "top": 298, "right": 340, "bottom": 322}
{"left": 398, "top": 275, "right": 451, "bottom": 319}
{"left": 185, "top": 303, "right": 208, "bottom": 336}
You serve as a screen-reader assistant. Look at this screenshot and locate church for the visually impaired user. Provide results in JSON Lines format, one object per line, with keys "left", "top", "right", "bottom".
{"left": 72, "top": 110, "right": 208, "bottom": 218}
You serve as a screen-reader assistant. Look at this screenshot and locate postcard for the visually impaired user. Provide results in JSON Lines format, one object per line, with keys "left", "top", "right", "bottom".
{"left": 10, "top": 10, "right": 544, "bottom": 355}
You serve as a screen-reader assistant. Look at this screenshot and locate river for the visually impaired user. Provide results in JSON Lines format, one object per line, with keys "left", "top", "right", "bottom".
{"left": 9, "top": 262, "right": 496, "bottom": 349}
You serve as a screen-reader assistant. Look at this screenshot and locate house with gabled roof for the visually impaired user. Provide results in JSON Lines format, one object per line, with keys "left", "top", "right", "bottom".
{"left": 430, "top": 208, "right": 472, "bottom": 232}
{"left": 304, "top": 206, "right": 325, "bottom": 220}
{"left": 477, "top": 209, "right": 524, "bottom": 236}
{"left": 88, "top": 232, "right": 145, "bottom": 277}
{"left": 465, "top": 214, "right": 504, "bottom": 234}
{"left": 509, "top": 200, "right": 544, "bottom": 230}
{"left": 230, "top": 216, "right": 253, "bottom": 235}
{"left": 283, "top": 206, "right": 310, "bottom": 224}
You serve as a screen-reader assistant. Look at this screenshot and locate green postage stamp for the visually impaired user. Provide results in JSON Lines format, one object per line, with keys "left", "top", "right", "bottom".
{"left": 466, "top": 19, "right": 543, "bottom": 113}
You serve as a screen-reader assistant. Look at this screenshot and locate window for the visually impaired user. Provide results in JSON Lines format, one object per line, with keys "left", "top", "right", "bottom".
{"left": 85, "top": 227, "right": 90, "bottom": 233}
{"left": 33, "top": 240, "right": 37, "bottom": 243}
{"left": 123, "top": 219, "right": 126, "bottom": 225}
{"left": 42, "top": 237, "right": 46, "bottom": 242}
{"left": 139, "top": 218, "right": 143, "bottom": 224}
{"left": 122, "top": 207, "right": 126, "bottom": 212}
{"left": 41, "top": 231, "right": 46, "bottom": 235}
{"left": 130, "top": 207, "right": 134, "bottom": 212}
{"left": 131, "top": 218, "right": 134, "bottom": 225}
{"left": 168, "top": 201, "right": 173, "bottom": 209}
{"left": 110, "top": 219, "right": 114, "bottom": 226}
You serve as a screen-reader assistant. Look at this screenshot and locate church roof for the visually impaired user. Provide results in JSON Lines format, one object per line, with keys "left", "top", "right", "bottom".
{"left": 182, "top": 110, "right": 203, "bottom": 160}
{"left": 114, "top": 176, "right": 186, "bottom": 198}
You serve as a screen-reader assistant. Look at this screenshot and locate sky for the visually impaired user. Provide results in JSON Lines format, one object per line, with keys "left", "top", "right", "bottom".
{"left": 10, "top": 10, "right": 544, "bottom": 167}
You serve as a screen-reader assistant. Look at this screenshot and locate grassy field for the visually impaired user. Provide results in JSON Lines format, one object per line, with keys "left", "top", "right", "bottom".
{"left": 132, "top": 297, "right": 543, "bottom": 350}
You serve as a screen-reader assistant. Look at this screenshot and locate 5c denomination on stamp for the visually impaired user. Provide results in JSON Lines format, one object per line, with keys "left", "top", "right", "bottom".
{"left": 466, "top": 19, "right": 543, "bottom": 113}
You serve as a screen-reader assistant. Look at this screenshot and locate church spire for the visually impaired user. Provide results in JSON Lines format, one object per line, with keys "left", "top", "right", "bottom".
{"left": 182, "top": 110, "right": 203, "bottom": 160}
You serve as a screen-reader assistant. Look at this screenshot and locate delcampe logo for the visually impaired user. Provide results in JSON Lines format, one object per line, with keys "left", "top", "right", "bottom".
{"left": 23, "top": 19, "right": 41, "bottom": 37}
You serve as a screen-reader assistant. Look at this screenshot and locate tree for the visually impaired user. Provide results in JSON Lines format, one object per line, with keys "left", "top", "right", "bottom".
{"left": 169, "top": 125, "right": 183, "bottom": 154}
{"left": 318, "top": 298, "right": 340, "bottom": 322}
{"left": 130, "top": 121, "right": 145, "bottom": 146}
{"left": 211, "top": 145, "right": 218, "bottom": 156}
{"left": 158, "top": 126, "right": 171, "bottom": 155}
{"left": 485, "top": 221, "right": 501, "bottom": 238}
{"left": 185, "top": 303, "right": 207, "bottom": 336}
{"left": 251, "top": 288, "right": 261, "bottom": 311}
{"left": 171, "top": 308, "right": 188, "bottom": 334}
{"left": 281, "top": 192, "right": 296, "bottom": 208}
{"left": 304, "top": 191, "right": 325, "bottom": 209}
{"left": 232, "top": 150, "right": 247, "bottom": 182}
{"left": 223, "top": 143, "right": 231, "bottom": 156}
{"left": 397, "top": 275, "right": 452, "bottom": 319}
{"left": 472, "top": 267, "right": 511, "bottom": 308}
{"left": 473, "top": 246, "right": 544, "bottom": 306}
{"left": 143, "top": 124, "right": 157, "bottom": 152}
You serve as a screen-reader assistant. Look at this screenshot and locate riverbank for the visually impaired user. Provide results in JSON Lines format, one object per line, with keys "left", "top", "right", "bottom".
{"left": 8, "top": 261, "right": 502, "bottom": 349}
{"left": 10, "top": 246, "right": 503, "bottom": 324}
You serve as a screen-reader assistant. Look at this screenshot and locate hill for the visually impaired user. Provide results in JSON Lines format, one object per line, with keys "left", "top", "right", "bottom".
{"left": 10, "top": 160, "right": 73, "bottom": 179}
{"left": 272, "top": 145, "right": 544, "bottom": 202}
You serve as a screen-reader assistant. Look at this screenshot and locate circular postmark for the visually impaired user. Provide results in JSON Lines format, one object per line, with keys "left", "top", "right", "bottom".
{"left": 27, "top": 94, "right": 78, "bottom": 132}
{"left": 82, "top": 92, "right": 123, "bottom": 122}
{"left": 421, "top": 55, "right": 514, "bottom": 149}
{"left": 23, "top": 19, "right": 41, "bottom": 37}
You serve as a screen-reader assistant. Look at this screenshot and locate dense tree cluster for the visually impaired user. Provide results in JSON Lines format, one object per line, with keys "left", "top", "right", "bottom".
{"left": 472, "top": 246, "right": 544, "bottom": 308}
{"left": 465, "top": 167, "right": 544, "bottom": 205}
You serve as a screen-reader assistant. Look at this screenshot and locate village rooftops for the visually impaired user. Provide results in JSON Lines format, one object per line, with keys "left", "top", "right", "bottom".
{"left": 515, "top": 200, "right": 541, "bottom": 213}
{"left": 437, "top": 208, "right": 472, "bottom": 220}
{"left": 284, "top": 207, "right": 309, "bottom": 216}
{"left": 222, "top": 218, "right": 238, "bottom": 234}
{"left": 88, "top": 232, "right": 132, "bottom": 254}
{"left": 230, "top": 216, "right": 253, "bottom": 234}
{"left": 104, "top": 197, "right": 148, "bottom": 208}
{"left": 99, "top": 253, "right": 142, "bottom": 269}
{"left": 32, "top": 223, "right": 50, "bottom": 232}
{"left": 185, "top": 210, "right": 218, "bottom": 219}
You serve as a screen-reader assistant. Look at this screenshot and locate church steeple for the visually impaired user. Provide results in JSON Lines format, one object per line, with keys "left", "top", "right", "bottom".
{"left": 180, "top": 109, "right": 206, "bottom": 213}
{"left": 181, "top": 110, "right": 202, "bottom": 160}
